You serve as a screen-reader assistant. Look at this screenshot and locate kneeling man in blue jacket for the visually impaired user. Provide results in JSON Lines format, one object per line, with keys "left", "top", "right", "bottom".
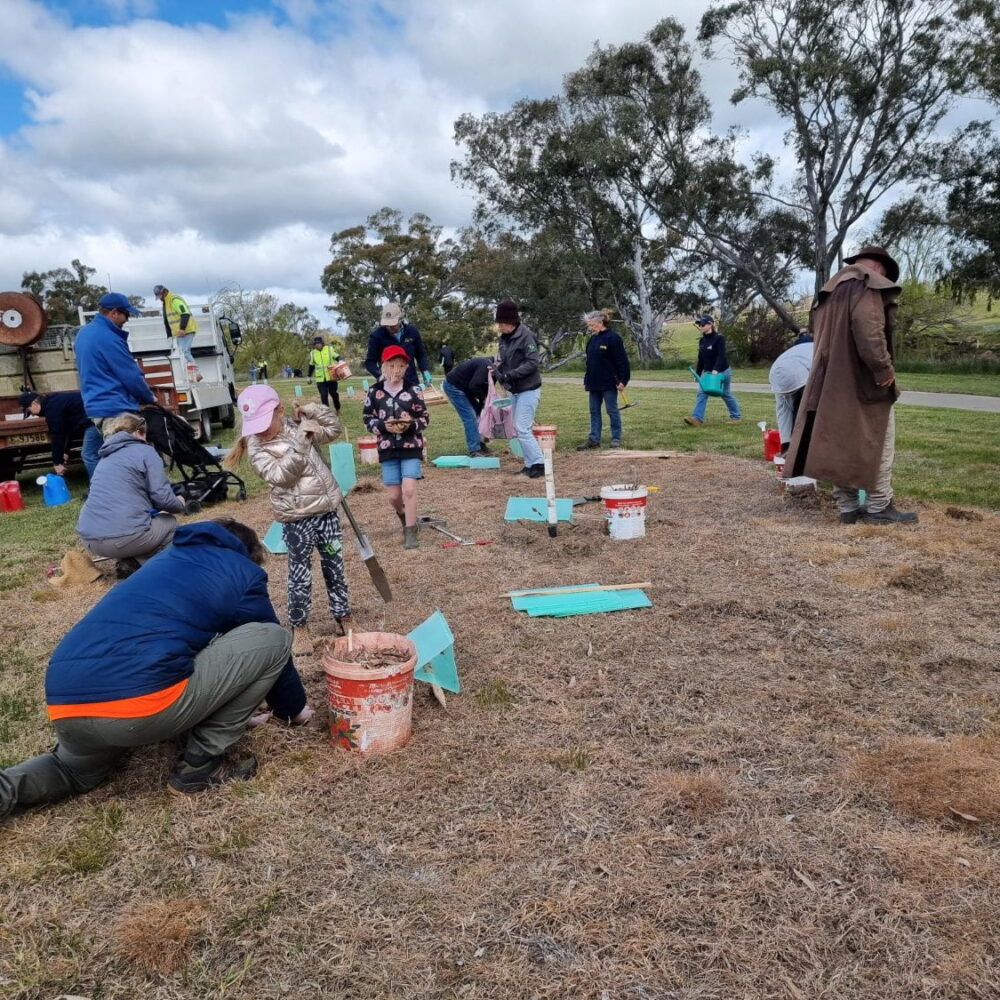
{"left": 0, "top": 519, "right": 312, "bottom": 816}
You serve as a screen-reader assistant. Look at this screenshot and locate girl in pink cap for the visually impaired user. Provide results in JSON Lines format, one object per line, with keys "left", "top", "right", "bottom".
{"left": 225, "top": 385, "right": 350, "bottom": 656}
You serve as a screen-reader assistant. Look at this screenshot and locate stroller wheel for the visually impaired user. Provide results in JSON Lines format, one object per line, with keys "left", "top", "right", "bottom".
{"left": 186, "top": 500, "right": 203, "bottom": 514}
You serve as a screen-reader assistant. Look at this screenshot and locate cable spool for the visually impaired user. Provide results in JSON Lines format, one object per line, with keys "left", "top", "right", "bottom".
{"left": 0, "top": 292, "right": 48, "bottom": 347}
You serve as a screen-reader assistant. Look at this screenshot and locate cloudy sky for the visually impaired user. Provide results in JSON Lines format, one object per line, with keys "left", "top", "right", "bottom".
{"left": 0, "top": 0, "right": 972, "bottom": 322}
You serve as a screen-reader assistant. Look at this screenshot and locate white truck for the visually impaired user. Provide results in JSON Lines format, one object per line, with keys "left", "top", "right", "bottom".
{"left": 0, "top": 292, "right": 242, "bottom": 478}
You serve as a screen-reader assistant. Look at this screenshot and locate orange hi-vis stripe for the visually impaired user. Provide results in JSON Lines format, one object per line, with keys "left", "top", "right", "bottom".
{"left": 47, "top": 678, "right": 189, "bottom": 721}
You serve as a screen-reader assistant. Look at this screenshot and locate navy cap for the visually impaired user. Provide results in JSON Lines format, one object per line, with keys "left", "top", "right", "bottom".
{"left": 694, "top": 314, "right": 714, "bottom": 327}
{"left": 99, "top": 292, "right": 141, "bottom": 315}
{"left": 18, "top": 390, "right": 40, "bottom": 415}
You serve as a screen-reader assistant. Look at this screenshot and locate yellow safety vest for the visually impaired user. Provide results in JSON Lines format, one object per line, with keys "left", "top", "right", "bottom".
{"left": 164, "top": 291, "right": 198, "bottom": 338}
{"left": 310, "top": 345, "right": 340, "bottom": 382}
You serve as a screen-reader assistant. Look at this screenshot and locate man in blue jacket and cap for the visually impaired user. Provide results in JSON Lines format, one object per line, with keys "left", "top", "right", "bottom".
{"left": 364, "top": 301, "right": 432, "bottom": 386}
{"left": 75, "top": 292, "right": 155, "bottom": 474}
{"left": 0, "top": 519, "right": 312, "bottom": 818}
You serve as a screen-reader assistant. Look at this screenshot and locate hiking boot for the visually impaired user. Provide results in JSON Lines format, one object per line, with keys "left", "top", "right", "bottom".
{"left": 404, "top": 525, "right": 419, "bottom": 549}
{"left": 115, "top": 558, "right": 141, "bottom": 580}
{"left": 862, "top": 504, "right": 919, "bottom": 525}
{"left": 576, "top": 438, "right": 600, "bottom": 451}
{"left": 610, "top": 439, "right": 621, "bottom": 448}
{"left": 291, "top": 626, "right": 312, "bottom": 656}
{"left": 168, "top": 752, "right": 258, "bottom": 795}
{"left": 469, "top": 447, "right": 487, "bottom": 457}
{"left": 729, "top": 417, "right": 743, "bottom": 424}
{"left": 515, "top": 466, "right": 532, "bottom": 476}
{"left": 684, "top": 416, "right": 703, "bottom": 426}
{"left": 527, "top": 463, "right": 545, "bottom": 479}
{"left": 839, "top": 509, "right": 865, "bottom": 524}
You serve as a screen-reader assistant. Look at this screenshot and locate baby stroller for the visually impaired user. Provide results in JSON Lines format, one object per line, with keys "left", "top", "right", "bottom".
{"left": 142, "top": 404, "right": 246, "bottom": 512}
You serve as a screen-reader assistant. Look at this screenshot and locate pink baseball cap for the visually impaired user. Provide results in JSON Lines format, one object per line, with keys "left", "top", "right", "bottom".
{"left": 237, "top": 384, "right": 281, "bottom": 436}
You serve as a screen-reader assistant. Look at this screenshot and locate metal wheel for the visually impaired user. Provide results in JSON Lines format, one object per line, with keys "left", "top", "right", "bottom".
{"left": 219, "top": 403, "right": 235, "bottom": 429}
{"left": 0, "top": 292, "right": 48, "bottom": 347}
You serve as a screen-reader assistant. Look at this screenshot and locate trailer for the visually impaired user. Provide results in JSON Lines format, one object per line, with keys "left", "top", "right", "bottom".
{"left": 0, "top": 291, "right": 242, "bottom": 479}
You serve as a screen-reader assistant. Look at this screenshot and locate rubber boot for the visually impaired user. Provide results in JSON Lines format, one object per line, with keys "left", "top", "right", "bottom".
{"left": 404, "top": 525, "right": 419, "bottom": 550}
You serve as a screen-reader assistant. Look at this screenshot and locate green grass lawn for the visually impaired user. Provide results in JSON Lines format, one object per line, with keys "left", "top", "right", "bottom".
{"left": 3, "top": 377, "right": 995, "bottom": 575}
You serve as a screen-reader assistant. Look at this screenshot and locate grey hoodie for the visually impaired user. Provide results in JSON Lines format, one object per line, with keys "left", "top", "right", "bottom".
{"left": 77, "top": 432, "right": 184, "bottom": 540}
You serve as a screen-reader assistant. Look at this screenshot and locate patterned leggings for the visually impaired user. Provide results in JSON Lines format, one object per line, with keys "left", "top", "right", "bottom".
{"left": 282, "top": 510, "right": 350, "bottom": 626}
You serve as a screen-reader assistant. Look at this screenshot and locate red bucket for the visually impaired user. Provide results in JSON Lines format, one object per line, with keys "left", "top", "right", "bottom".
{"left": 0, "top": 481, "right": 24, "bottom": 512}
{"left": 763, "top": 429, "right": 781, "bottom": 461}
{"left": 322, "top": 632, "right": 417, "bottom": 755}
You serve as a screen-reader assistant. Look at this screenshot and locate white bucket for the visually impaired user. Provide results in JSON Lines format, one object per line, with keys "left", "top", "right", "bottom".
{"left": 600, "top": 484, "right": 648, "bottom": 540}
{"left": 358, "top": 435, "right": 379, "bottom": 465}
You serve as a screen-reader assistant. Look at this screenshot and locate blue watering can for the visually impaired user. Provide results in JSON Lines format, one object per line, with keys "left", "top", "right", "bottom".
{"left": 37, "top": 473, "right": 72, "bottom": 506}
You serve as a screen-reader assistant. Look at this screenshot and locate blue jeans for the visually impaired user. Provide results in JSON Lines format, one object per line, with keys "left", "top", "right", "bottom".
{"left": 175, "top": 334, "right": 196, "bottom": 363}
{"left": 691, "top": 369, "right": 741, "bottom": 421}
{"left": 512, "top": 388, "right": 543, "bottom": 467}
{"left": 82, "top": 424, "right": 102, "bottom": 479}
{"left": 588, "top": 389, "right": 621, "bottom": 443}
{"left": 443, "top": 379, "right": 482, "bottom": 453}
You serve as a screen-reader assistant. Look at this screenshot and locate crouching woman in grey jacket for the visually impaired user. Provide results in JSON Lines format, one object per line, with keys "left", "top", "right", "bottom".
{"left": 77, "top": 412, "right": 186, "bottom": 572}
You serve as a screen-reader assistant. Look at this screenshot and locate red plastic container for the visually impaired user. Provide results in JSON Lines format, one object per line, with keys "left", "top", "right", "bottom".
{"left": 0, "top": 481, "right": 25, "bottom": 512}
{"left": 763, "top": 429, "right": 781, "bottom": 461}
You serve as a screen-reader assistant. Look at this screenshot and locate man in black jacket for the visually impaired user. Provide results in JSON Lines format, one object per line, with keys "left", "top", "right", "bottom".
{"left": 439, "top": 342, "right": 456, "bottom": 375}
{"left": 19, "top": 390, "right": 95, "bottom": 479}
{"left": 576, "top": 311, "right": 631, "bottom": 450}
{"left": 443, "top": 356, "right": 492, "bottom": 455}
{"left": 684, "top": 315, "right": 742, "bottom": 426}
{"left": 364, "top": 302, "right": 431, "bottom": 386}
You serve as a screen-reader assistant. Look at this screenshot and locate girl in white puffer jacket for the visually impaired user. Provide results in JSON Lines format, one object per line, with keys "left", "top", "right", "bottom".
{"left": 225, "top": 385, "right": 349, "bottom": 655}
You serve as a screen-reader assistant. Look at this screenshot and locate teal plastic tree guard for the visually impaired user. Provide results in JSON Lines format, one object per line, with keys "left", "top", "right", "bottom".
{"left": 329, "top": 442, "right": 356, "bottom": 494}
{"left": 511, "top": 588, "right": 650, "bottom": 617}
{"left": 263, "top": 521, "right": 287, "bottom": 554}
{"left": 408, "top": 610, "right": 461, "bottom": 693}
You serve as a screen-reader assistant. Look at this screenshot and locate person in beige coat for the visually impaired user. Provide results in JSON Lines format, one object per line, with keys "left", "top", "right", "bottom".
{"left": 224, "top": 385, "right": 350, "bottom": 653}
{"left": 785, "top": 245, "right": 917, "bottom": 525}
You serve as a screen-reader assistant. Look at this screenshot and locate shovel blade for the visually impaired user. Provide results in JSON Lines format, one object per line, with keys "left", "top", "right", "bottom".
{"left": 354, "top": 532, "right": 375, "bottom": 561}
{"left": 364, "top": 554, "right": 393, "bottom": 603}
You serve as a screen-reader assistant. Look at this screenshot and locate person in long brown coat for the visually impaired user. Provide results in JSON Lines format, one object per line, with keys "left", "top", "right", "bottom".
{"left": 785, "top": 245, "right": 918, "bottom": 525}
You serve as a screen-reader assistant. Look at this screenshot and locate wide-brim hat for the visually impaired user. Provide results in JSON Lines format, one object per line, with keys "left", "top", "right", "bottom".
{"left": 843, "top": 245, "right": 900, "bottom": 283}
{"left": 236, "top": 384, "right": 281, "bottom": 436}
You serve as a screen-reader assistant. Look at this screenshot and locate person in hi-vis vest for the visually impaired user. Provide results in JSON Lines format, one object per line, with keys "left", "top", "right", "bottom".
{"left": 153, "top": 284, "right": 201, "bottom": 381}
{"left": 308, "top": 336, "right": 342, "bottom": 411}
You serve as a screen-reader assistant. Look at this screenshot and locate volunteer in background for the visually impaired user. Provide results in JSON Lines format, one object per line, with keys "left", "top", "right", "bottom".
{"left": 19, "top": 389, "right": 96, "bottom": 479}
{"left": 364, "top": 302, "right": 432, "bottom": 387}
{"left": 153, "top": 284, "right": 201, "bottom": 381}
{"left": 493, "top": 300, "right": 544, "bottom": 478}
{"left": 768, "top": 338, "right": 814, "bottom": 453}
{"left": 308, "top": 335, "right": 342, "bottom": 410}
{"left": 684, "top": 315, "right": 742, "bottom": 426}
{"left": 443, "top": 356, "right": 492, "bottom": 456}
{"left": 76, "top": 291, "right": 156, "bottom": 476}
{"left": 576, "top": 309, "right": 630, "bottom": 451}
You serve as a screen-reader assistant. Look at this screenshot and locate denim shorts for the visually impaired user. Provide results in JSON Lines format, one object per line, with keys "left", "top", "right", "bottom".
{"left": 380, "top": 456, "right": 423, "bottom": 486}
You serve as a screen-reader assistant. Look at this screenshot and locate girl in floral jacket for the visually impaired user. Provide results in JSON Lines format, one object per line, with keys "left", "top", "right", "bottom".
{"left": 362, "top": 344, "right": 430, "bottom": 549}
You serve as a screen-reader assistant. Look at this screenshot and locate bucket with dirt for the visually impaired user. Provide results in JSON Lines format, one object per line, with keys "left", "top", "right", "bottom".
{"left": 601, "top": 484, "right": 648, "bottom": 540}
{"left": 322, "top": 632, "right": 417, "bottom": 754}
{"left": 358, "top": 435, "right": 379, "bottom": 465}
{"left": 532, "top": 424, "right": 557, "bottom": 452}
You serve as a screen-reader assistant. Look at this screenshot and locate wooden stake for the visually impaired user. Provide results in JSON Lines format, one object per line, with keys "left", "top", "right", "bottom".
{"left": 504, "top": 581, "right": 652, "bottom": 598}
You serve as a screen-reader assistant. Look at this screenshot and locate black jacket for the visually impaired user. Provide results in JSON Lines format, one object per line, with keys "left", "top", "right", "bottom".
{"left": 440, "top": 345, "right": 455, "bottom": 369}
{"left": 39, "top": 391, "right": 91, "bottom": 467}
{"left": 495, "top": 324, "right": 541, "bottom": 393}
{"left": 583, "top": 327, "right": 631, "bottom": 392}
{"left": 445, "top": 357, "right": 492, "bottom": 414}
{"left": 364, "top": 323, "right": 430, "bottom": 382}
{"left": 695, "top": 331, "right": 731, "bottom": 375}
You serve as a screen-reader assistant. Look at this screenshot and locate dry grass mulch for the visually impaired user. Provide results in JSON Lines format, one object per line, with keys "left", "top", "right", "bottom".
{"left": 2, "top": 449, "right": 1000, "bottom": 999}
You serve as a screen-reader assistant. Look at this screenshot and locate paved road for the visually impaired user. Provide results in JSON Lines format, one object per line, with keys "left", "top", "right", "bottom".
{"left": 544, "top": 377, "right": 1000, "bottom": 413}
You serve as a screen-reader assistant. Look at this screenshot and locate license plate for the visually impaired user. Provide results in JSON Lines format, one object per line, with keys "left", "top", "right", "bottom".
{"left": 5, "top": 433, "right": 49, "bottom": 446}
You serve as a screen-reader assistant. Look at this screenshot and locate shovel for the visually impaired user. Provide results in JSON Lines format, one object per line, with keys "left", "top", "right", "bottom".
{"left": 339, "top": 497, "right": 392, "bottom": 603}
{"left": 618, "top": 388, "right": 638, "bottom": 410}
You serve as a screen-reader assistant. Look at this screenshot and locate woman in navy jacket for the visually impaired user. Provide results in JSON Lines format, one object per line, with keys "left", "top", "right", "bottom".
{"left": 0, "top": 519, "right": 311, "bottom": 815}
{"left": 577, "top": 310, "right": 631, "bottom": 450}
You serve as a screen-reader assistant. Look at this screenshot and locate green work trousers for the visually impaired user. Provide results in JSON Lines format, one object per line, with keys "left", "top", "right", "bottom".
{"left": 0, "top": 622, "right": 291, "bottom": 818}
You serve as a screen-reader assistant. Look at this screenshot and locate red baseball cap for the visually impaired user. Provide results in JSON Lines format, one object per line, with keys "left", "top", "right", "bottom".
{"left": 381, "top": 344, "right": 410, "bottom": 364}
